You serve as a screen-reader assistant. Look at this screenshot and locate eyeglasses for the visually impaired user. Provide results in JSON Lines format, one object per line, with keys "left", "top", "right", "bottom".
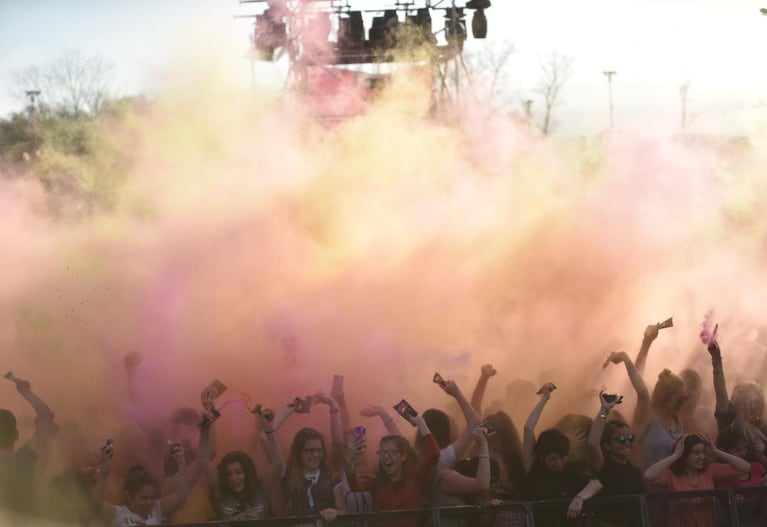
{"left": 612, "top": 434, "right": 635, "bottom": 444}
{"left": 377, "top": 449, "right": 401, "bottom": 458}
{"left": 302, "top": 448, "right": 324, "bottom": 455}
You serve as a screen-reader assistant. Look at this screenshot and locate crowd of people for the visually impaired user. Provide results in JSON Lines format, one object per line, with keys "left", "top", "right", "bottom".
{"left": 2, "top": 322, "right": 767, "bottom": 527}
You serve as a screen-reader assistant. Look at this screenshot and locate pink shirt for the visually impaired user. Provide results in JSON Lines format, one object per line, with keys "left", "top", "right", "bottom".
{"left": 716, "top": 461, "right": 765, "bottom": 489}
{"left": 651, "top": 464, "right": 747, "bottom": 527}
{"left": 651, "top": 463, "right": 745, "bottom": 492}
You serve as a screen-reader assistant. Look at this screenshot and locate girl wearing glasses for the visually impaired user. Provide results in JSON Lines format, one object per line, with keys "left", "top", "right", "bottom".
{"left": 275, "top": 392, "right": 344, "bottom": 519}
{"left": 344, "top": 413, "right": 440, "bottom": 527}
{"left": 587, "top": 391, "right": 645, "bottom": 527}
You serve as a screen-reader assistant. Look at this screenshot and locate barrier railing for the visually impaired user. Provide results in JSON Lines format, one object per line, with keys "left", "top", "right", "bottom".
{"left": 166, "top": 487, "right": 767, "bottom": 527}
{"left": 8, "top": 487, "right": 767, "bottom": 527}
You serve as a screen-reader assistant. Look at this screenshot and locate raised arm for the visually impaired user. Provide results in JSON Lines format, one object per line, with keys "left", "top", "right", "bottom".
{"left": 95, "top": 442, "right": 117, "bottom": 524}
{"left": 523, "top": 383, "right": 555, "bottom": 472}
{"left": 257, "top": 403, "right": 295, "bottom": 463}
{"left": 314, "top": 391, "right": 344, "bottom": 469}
{"left": 634, "top": 324, "right": 660, "bottom": 375}
{"left": 411, "top": 415, "right": 441, "bottom": 481}
{"left": 470, "top": 364, "right": 497, "bottom": 413}
{"left": 197, "top": 423, "right": 218, "bottom": 496}
{"left": 603, "top": 351, "right": 650, "bottom": 436}
{"left": 360, "top": 404, "right": 402, "bottom": 436}
{"left": 438, "top": 427, "right": 492, "bottom": 494}
{"left": 707, "top": 340, "right": 730, "bottom": 414}
{"left": 587, "top": 393, "right": 619, "bottom": 473}
{"left": 644, "top": 436, "right": 684, "bottom": 481}
{"left": 704, "top": 434, "right": 750, "bottom": 473}
{"left": 443, "top": 380, "right": 481, "bottom": 460}
{"left": 259, "top": 409, "right": 286, "bottom": 497}
{"left": 314, "top": 391, "right": 344, "bottom": 446}
{"left": 11, "top": 376, "right": 56, "bottom": 454}
{"left": 330, "top": 376, "right": 352, "bottom": 435}
{"left": 160, "top": 444, "right": 189, "bottom": 517}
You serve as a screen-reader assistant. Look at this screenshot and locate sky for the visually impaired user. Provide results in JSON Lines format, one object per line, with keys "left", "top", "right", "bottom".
{"left": 1, "top": 0, "right": 767, "bottom": 135}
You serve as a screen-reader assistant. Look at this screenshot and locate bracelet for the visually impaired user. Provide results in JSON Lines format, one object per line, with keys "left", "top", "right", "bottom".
{"left": 330, "top": 408, "right": 340, "bottom": 415}
{"left": 598, "top": 413, "right": 608, "bottom": 419}
{"left": 264, "top": 429, "right": 275, "bottom": 434}
{"left": 478, "top": 455, "right": 490, "bottom": 460}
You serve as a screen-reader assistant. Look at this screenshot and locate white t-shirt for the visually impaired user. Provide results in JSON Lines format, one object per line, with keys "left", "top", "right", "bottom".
{"left": 439, "top": 445, "right": 456, "bottom": 470}
{"left": 112, "top": 501, "right": 164, "bottom": 526}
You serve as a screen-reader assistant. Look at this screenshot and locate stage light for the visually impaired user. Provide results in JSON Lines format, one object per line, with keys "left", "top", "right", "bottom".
{"left": 338, "top": 11, "right": 365, "bottom": 51}
{"left": 471, "top": 9, "right": 487, "bottom": 38}
{"left": 444, "top": 8, "right": 466, "bottom": 50}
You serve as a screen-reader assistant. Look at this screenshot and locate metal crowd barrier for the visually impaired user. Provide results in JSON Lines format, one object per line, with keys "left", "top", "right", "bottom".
{"left": 169, "top": 488, "right": 767, "bottom": 527}
{"left": 6, "top": 487, "right": 767, "bottom": 527}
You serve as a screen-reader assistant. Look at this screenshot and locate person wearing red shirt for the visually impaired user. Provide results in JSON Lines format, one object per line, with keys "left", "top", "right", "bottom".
{"left": 344, "top": 413, "right": 440, "bottom": 527}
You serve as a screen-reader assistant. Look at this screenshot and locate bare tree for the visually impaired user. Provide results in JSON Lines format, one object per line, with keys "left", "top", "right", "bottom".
{"left": 535, "top": 51, "right": 573, "bottom": 135}
{"left": 14, "top": 51, "right": 114, "bottom": 117}
{"left": 463, "top": 40, "right": 516, "bottom": 110}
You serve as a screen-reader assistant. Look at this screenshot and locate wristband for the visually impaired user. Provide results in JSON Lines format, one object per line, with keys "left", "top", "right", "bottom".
{"left": 478, "top": 455, "right": 490, "bottom": 460}
{"left": 330, "top": 407, "right": 340, "bottom": 415}
{"left": 264, "top": 429, "right": 274, "bottom": 434}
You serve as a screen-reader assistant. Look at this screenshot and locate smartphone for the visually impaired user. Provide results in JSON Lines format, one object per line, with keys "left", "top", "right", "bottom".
{"left": 103, "top": 438, "right": 114, "bottom": 458}
{"left": 332, "top": 374, "right": 344, "bottom": 394}
{"left": 204, "top": 379, "right": 227, "bottom": 400}
{"left": 351, "top": 425, "right": 366, "bottom": 442}
{"left": 536, "top": 382, "right": 557, "bottom": 395}
{"left": 167, "top": 441, "right": 182, "bottom": 455}
{"left": 657, "top": 317, "right": 674, "bottom": 330}
{"left": 478, "top": 419, "right": 497, "bottom": 437}
{"left": 254, "top": 404, "right": 275, "bottom": 421}
{"left": 199, "top": 407, "right": 221, "bottom": 429}
{"left": 293, "top": 396, "right": 313, "bottom": 414}
{"left": 393, "top": 399, "right": 418, "bottom": 423}
{"left": 602, "top": 393, "right": 624, "bottom": 405}
{"left": 433, "top": 372, "right": 447, "bottom": 389}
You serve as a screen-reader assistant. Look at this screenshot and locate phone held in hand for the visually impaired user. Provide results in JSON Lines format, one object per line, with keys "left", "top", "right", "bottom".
{"left": 536, "top": 383, "right": 557, "bottom": 395}
{"left": 602, "top": 392, "right": 624, "bottom": 405}
{"left": 393, "top": 399, "right": 418, "bottom": 423}
{"left": 200, "top": 407, "right": 221, "bottom": 429}
{"left": 351, "top": 425, "right": 366, "bottom": 442}
{"left": 103, "top": 438, "right": 114, "bottom": 458}
{"left": 204, "top": 379, "right": 227, "bottom": 399}
{"left": 293, "top": 396, "right": 313, "bottom": 414}
{"left": 433, "top": 372, "right": 447, "bottom": 389}
{"left": 478, "top": 418, "right": 496, "bottom": 437}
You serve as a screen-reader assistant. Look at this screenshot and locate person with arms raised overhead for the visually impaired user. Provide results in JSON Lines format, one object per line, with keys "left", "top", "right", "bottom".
{"left": 0, "top": 372, "right": 57, "bottom": 517}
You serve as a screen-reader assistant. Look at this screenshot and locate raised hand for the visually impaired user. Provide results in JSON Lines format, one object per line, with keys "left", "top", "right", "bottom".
{"left": 643, "top": 324, "right": 660, "bottom": 343}
{"left": 603, "top": 351, "right": 628, "bottom": 369}
{"left": 313, "top": 391, "right": 335, "bottom": 406}
{"left": 536, "top": 382, "right": 556, "bottom": 398}
{"left": 345, "top": 436, "right": 366, "bottom": 465}
{"left": 481, "top": 364, "right": 497, "bottom": 378}
{"left": 360, "top": 405, "right": 386, "bottom": 418}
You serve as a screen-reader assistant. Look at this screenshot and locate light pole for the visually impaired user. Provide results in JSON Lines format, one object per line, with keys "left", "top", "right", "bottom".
{"left": 679, "top": 82, "right": 690, "bottom": 135}
{"left": 603, "top": 71, "right": 616, "bottom": 130}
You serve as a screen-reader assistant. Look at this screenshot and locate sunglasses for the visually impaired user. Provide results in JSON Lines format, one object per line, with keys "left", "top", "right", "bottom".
{"left": 612, "top": 434, "right": 635, "bottom": 444}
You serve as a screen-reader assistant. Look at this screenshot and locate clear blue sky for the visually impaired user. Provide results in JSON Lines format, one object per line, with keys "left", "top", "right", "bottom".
{"left": 2, "top": 0, "right": 767, "bottom": 134}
